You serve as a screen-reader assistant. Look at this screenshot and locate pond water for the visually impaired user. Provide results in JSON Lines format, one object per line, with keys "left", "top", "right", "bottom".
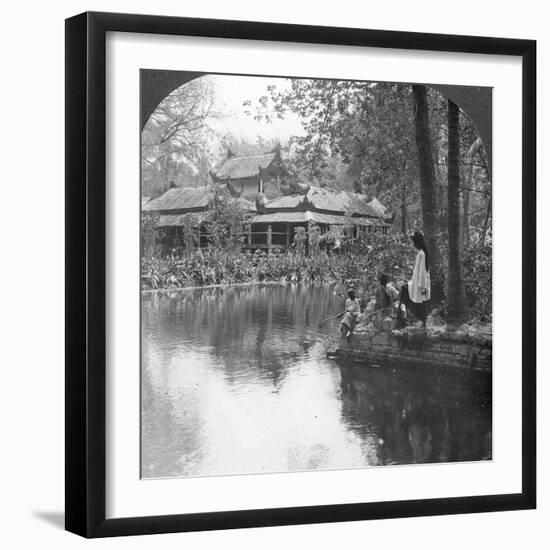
{"left": 141, "top": 283, "right": 492, "bottom": 479}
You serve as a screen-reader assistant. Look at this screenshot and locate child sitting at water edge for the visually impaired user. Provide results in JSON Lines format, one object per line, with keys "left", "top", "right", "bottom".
{"left": 340, "top": 288, "right": 361, "bottom": 338}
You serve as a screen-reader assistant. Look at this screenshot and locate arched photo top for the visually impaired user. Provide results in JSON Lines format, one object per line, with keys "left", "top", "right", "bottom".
{"left": 141, "top": 71, "right": 491, "bottom": 208}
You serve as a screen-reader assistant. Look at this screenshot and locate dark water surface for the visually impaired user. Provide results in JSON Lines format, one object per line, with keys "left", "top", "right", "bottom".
{"left": 141, "top": 284, "right": 491, "bottom": 479}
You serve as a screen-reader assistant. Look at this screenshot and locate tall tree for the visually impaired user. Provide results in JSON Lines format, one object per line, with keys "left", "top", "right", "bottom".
{"left": 247, "top": 80, "right": 419, "bottom": 207}
{"left": 141, "top": 76, "right": 219, "bottom": 197}
{"left": 446, "top": 100, "right": 470, "bottom": 322}
{"left": 412, "top": 85, "right": 442, "bottom": 301}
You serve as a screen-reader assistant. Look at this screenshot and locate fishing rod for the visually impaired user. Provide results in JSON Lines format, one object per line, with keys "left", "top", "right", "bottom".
{"left": 318, "top": 306, "right": 391, "bottom": 326}
{"left": 318, "top": 312, "right": 345, "bottom": 324}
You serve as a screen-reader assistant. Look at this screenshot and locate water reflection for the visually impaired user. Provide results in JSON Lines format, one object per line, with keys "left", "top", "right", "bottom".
{"left": 141, "top": 284, "right": 491, "bottom": 479}
{"left": 339, "top": 364, "right": 492, "bottom": 465}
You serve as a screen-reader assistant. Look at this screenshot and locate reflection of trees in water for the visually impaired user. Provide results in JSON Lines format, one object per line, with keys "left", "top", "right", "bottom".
{"left": 141, "top": 283, "right": 344, "bottom": 476}
{"left": 339, "top": 364, "right": 492, "bottom": 465}
{"left": 141, "top": 284, "right": 341, "bottom": 390}
{"left": 141, "top": 284, "right": 492, "bottom": 476}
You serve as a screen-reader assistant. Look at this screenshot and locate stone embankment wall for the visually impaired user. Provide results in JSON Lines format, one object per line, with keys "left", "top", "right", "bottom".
{"left": 330, "top": 327, "right": 492, "bottom": 371}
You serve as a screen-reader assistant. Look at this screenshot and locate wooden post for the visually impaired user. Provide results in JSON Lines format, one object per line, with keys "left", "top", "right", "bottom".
{"left": 267, "top": 225, "right": 272, "bottom": 250}
{"left": 286, "top": 224, "right": 291, "bottom": 248}
{"left": 248, "top": 225, "right": 252, "bottom": 246}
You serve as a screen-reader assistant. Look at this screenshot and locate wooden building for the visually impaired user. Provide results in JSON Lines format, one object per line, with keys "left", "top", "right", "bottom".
{"left": 247, "top": 186, "right": 391, "bottom": 250}
{"left": 142, "top": 176, "right": 391, "bottom": 253}
{"left": 211, "top": 147, "right": 288, "bottom": 201}
{"left": 142, "top": 185, "right": 256, "bottom": 250}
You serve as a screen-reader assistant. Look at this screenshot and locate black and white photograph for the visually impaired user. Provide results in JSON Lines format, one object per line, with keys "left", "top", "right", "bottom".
{"left": 0, "top": 0, "right": 544, "bottom": 544}
{"left": 140, "top": 71, "right": 493, "bottom": 479}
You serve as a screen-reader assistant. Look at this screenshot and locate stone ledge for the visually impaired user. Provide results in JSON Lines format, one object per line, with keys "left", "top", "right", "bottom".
{"left": 329, "top": 326, "right": 492, "bottom": 371}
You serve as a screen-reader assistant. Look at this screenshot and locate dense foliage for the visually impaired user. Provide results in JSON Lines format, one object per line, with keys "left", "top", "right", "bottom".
{"left": 203, "top": 187, "right": 250, "bottom": 251}
{"left": 461, "top": 241, "right": 492, "bottom": 322}
{"left": 141, "top": 235, "right": 492, "bottom": 322}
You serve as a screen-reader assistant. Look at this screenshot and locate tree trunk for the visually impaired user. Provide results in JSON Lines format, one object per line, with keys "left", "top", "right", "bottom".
{"left": 446, "top": 100, "right": 470, "bottom": 323}
{"left": 401, "top": 179, "right": 407, "bottom": 235}
{"left": 412, "top": 85, "right": 442, "bottom": 301}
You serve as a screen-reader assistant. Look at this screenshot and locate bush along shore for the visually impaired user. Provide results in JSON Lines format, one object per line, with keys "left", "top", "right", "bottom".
{"left": 141, "top": 235, "right": 492, "bottom": 323}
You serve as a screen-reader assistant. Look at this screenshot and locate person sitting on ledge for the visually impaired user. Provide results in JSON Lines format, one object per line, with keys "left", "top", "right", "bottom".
{"left": 340, "top": 288, "right": 361, "bottom": 338}
{"left": 398, "top": 231, "right": 431, "bottom": 328}
{"left": 374, "top": 274, "right": 391, "bottom": 328}
{"left": 374, "top": 273, "right": 400, "bottom": 329}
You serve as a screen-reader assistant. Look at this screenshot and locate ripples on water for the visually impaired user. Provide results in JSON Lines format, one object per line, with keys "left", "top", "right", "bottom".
{"left": 141, "top": 283, "right": 492, "bottom": 479}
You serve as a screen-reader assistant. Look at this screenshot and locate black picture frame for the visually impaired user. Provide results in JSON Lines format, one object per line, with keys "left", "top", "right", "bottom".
{"left": 65, "top": 11, "right": 536, "bottom": 538}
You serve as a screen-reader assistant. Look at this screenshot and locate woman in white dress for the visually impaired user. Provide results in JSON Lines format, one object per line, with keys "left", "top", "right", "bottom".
{"left": 399, "top": 231, "right": 431, "bottom": 328}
